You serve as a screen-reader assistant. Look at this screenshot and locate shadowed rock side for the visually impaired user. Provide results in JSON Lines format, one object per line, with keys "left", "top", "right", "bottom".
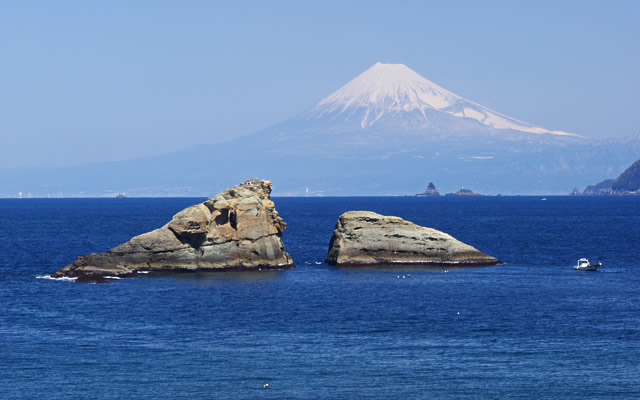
{"left": 52, "top": 179, "right": 293, "bottom": 281}
{"left": 325, "top": 211, "right": 500, "bottom": 266}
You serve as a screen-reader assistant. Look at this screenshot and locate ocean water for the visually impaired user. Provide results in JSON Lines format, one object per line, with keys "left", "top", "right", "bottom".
{"left": 0, "top": 196, "right": 639, "bottom": 399}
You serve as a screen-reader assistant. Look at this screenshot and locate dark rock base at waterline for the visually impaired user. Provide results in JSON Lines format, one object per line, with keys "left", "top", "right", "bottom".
{"left": 70, "top": 263, "right": 296, "bottom": 283}
{"left": 329, "top": 260, "right": 502, "bottom": 267}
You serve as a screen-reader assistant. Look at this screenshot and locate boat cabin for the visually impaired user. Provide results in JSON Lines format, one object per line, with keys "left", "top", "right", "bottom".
{"left": 577, "top": 258, "right": 590, "bottom": 268}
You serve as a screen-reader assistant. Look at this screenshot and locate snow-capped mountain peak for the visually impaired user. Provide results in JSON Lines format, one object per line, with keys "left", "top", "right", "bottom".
{"left": 314, "top": 62, "right": 459, "bottom": 115}
{"left": 309, "top": 62, "right": 580, "bottom": 137}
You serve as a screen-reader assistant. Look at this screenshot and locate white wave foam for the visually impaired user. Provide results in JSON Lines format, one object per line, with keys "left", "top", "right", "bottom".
{"left": 36, "top": 275, "right": 77, "bottom": 282}
{"left": 104, "top": 276, "right": 121, "bottom": 280}
{"left": 137, "top": 271, "right": 150, "bottom": 274}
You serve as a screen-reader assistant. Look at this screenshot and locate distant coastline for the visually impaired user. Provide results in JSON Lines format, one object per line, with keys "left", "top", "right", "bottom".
{"left": 579, "top": 158, "right": 640, "bottom": 196}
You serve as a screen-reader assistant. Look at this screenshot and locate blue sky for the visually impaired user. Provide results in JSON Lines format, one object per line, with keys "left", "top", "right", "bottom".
{"left": 1, "top": 1, "right": 639, "bottom": 168}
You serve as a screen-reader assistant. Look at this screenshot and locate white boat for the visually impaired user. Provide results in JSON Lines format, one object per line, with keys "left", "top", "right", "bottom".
{"left": 573, "top": 258, "right": 602, "bottom": 271}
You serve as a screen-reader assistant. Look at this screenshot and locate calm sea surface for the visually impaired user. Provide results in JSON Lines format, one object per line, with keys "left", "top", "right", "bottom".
{"left": 0, "top": 196, "right": 638, "bottom": 399}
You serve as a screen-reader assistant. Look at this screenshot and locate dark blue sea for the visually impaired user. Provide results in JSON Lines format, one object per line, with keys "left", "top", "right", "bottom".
{"left": 1, "top": 196, "right": 639, "bottom": 399}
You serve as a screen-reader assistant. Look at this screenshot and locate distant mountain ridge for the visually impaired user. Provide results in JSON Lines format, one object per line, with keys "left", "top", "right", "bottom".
{"left": 2, "top": 63, "right": 640, "bottom": 197}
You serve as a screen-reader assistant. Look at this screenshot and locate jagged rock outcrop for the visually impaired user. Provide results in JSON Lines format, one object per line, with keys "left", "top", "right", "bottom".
{"left": 325, "top": 211, "right": 500, "bottom": 266}
{"left": 416, "top": 182, "right": 440, "bottom": 196}
{"left": 52, "top": 179, "right": 293, "bottom": 281}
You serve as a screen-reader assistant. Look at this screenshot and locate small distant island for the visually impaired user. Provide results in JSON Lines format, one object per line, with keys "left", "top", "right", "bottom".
{"left": 580, "top": 158, "right": 640, "bottom": 195}
{"left": 414, "top": 184, "right": 483, "bottom": 197}
{"left": 415, "top": 182, "right": 440, "bottom": 196}
{"left": 445, "top": 188, "right": 482, "bottom": 197}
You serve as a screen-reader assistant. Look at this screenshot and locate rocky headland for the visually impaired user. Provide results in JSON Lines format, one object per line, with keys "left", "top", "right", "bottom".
{"left": 52, "top": 179, "right": 294, "bottom": 281}
{"left": 325, "top": 211, "right": 500, "bottom": 266}
{"left": 582, "top": 158, "right": 640, "bottom": 195}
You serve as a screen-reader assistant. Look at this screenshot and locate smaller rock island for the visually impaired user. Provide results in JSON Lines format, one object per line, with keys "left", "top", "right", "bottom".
{"left": 445, "top": 188, "right": 481, "bottom": 196}
{"left": 416, "top": 182, "right": 440, "bottom": 196}
{"left": 325, "top": 211, "right": 500, "bottom": 266}
{"left": 52, "top": 179, "right": 294, "bottom": 281}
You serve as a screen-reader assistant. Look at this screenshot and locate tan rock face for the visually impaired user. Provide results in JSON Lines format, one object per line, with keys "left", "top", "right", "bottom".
{"left": 325, "top": 211, "right": 500, "bottom": 266}
{"left": 52, "top": 179, "right": 293, "bottom": 280}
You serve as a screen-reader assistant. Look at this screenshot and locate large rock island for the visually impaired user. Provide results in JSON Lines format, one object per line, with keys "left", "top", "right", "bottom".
{"left": 52, "top": 179, "right": 294, "bottom": 281}
{"left": 325, "top": 211, "right": 500, "bottom": 266}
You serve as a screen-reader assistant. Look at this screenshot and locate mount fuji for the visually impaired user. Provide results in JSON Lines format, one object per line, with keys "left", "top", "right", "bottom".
{"left": 245, "top": 62, "right": 586, "bottom": 159}
{"left": 307, "top": 62, "right": 578, "bottom": 137}
{"left": 2, "top": 63, "right": 639, "bottom": 196}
